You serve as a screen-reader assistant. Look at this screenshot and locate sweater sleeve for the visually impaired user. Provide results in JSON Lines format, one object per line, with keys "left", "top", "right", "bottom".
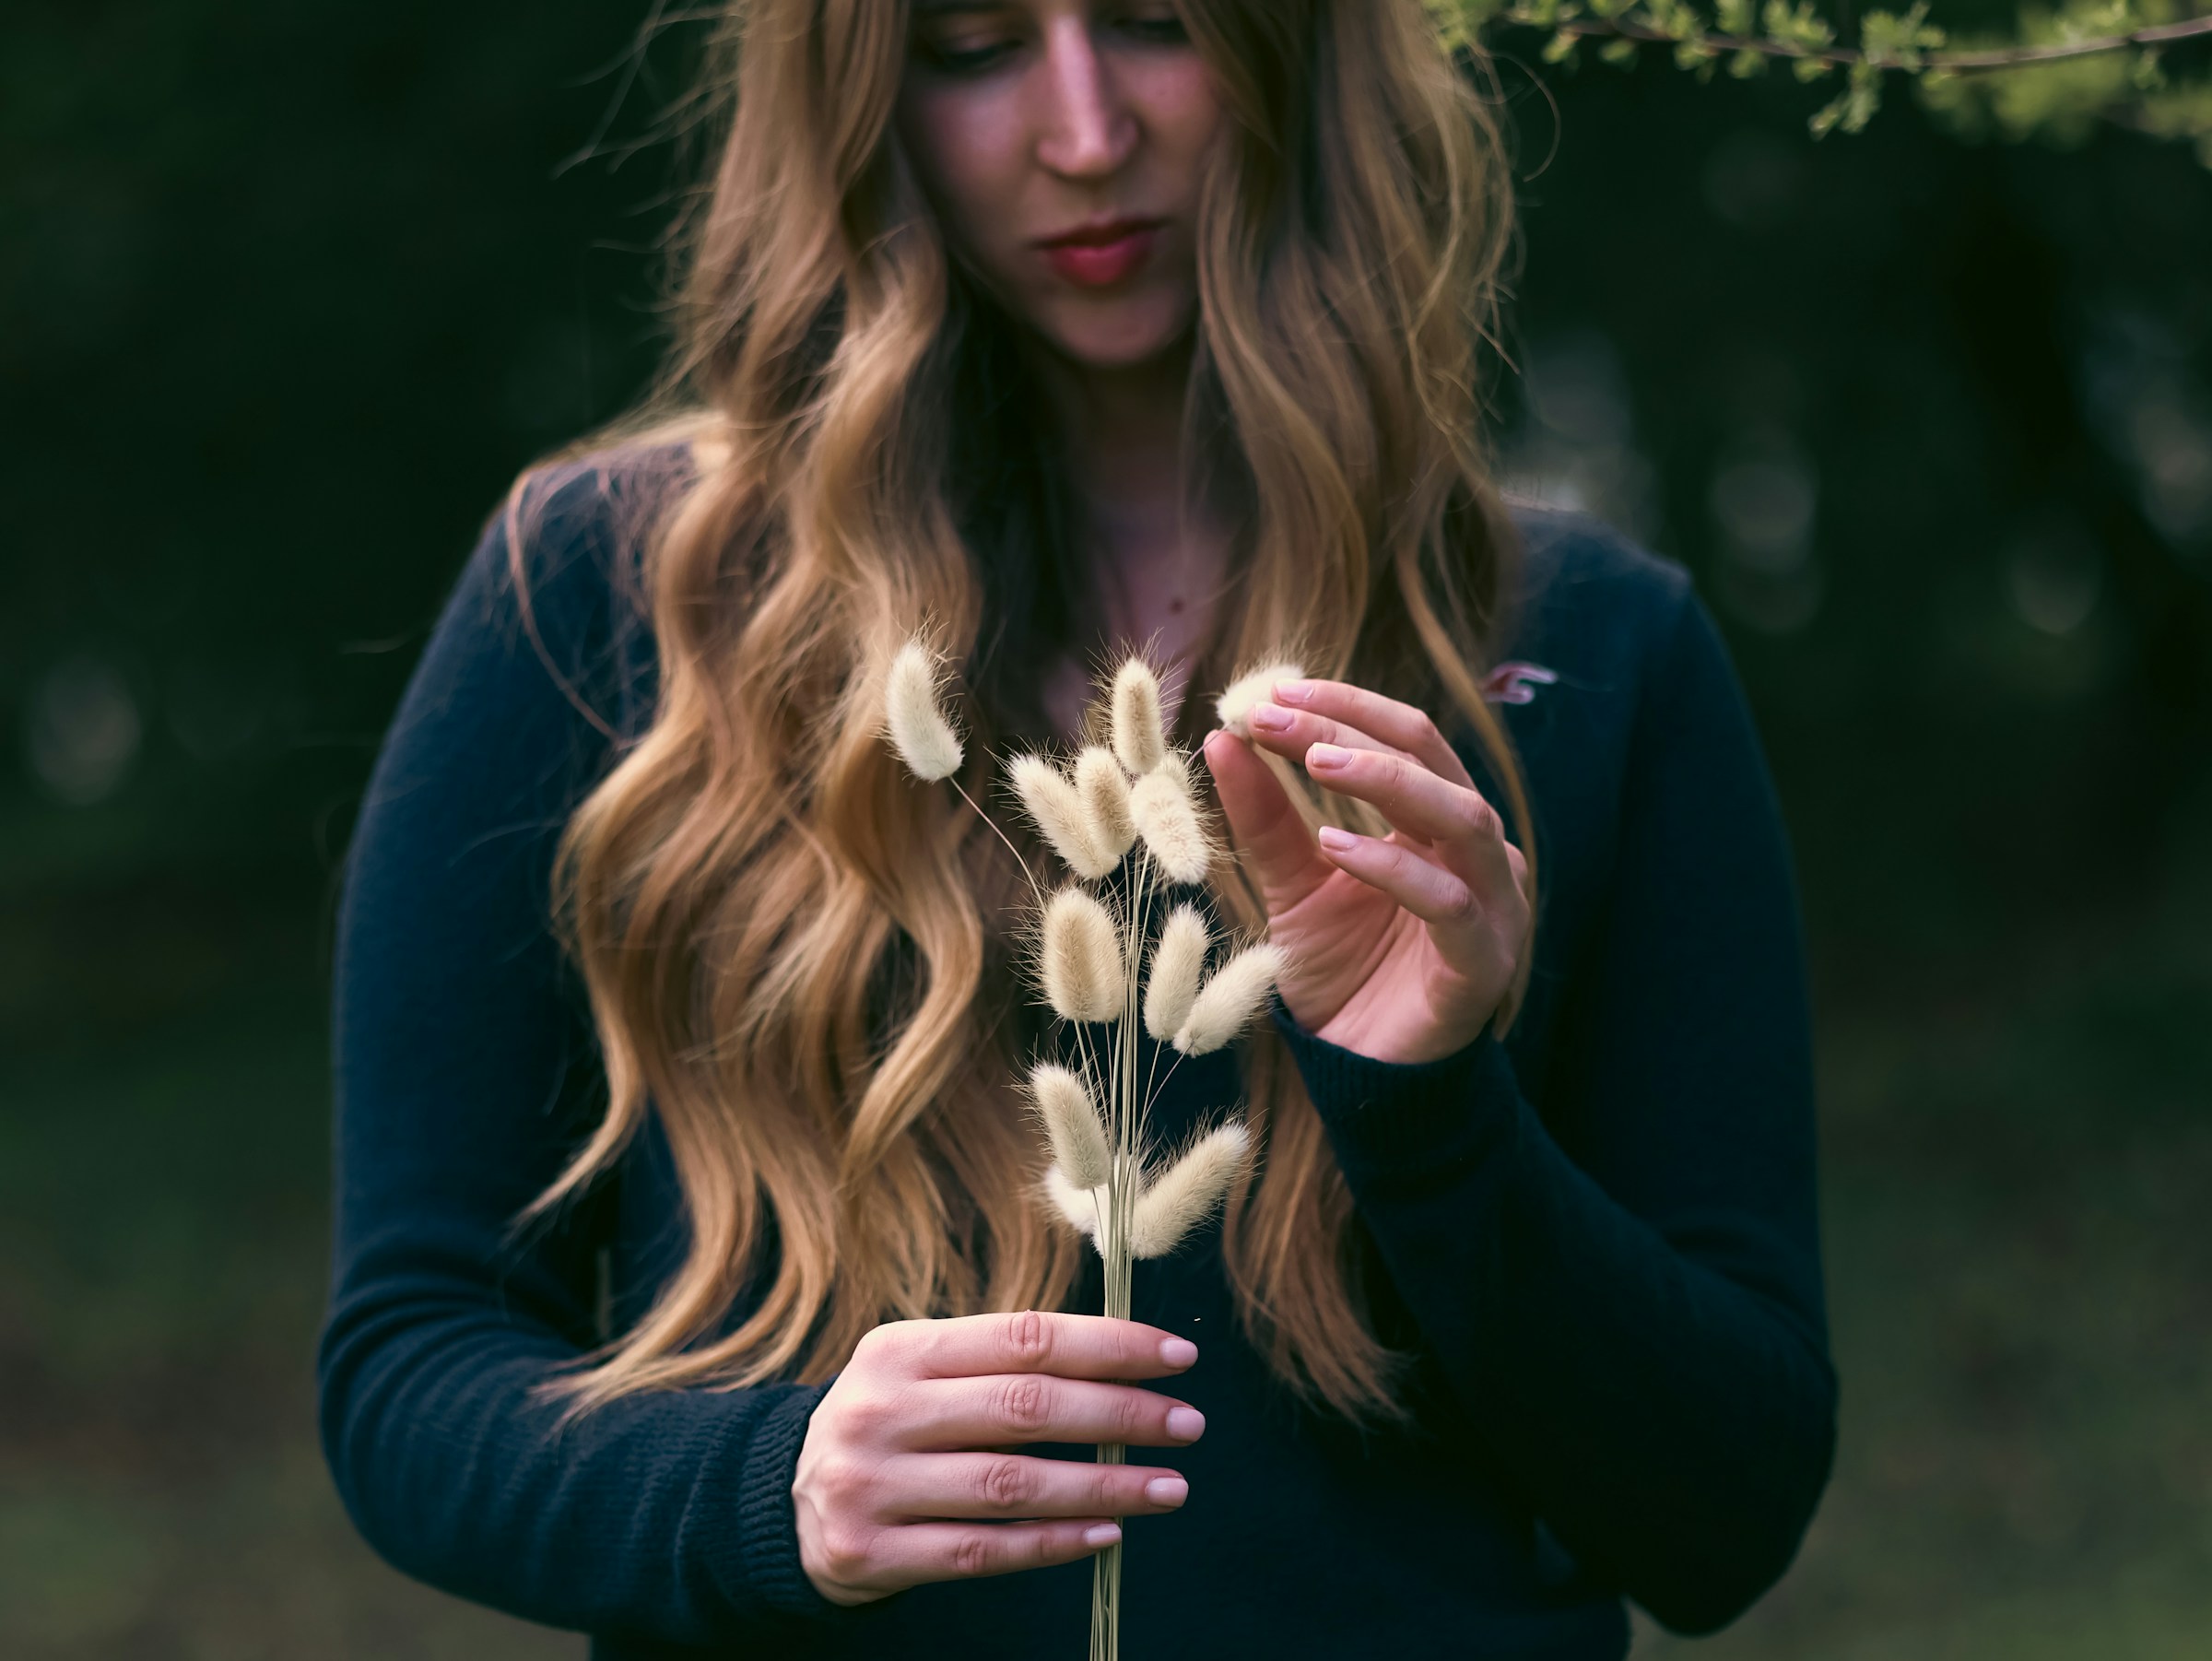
{"left": 316, "top": 494, "right": 841, "bottom": 1644}
{"left": 1268, "top": 584, "right": 1838, "bottom": 1637}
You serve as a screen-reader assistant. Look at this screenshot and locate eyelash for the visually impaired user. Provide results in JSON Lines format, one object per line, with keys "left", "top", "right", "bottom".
{"left": 922, "top": 39, "right": 1018, "bottom": 75}
{"left": 917, "top": 13, "right": 1191, "bottom": 77}
{"left": 1118, "top": 14, "right": 1191, "bottom": 46}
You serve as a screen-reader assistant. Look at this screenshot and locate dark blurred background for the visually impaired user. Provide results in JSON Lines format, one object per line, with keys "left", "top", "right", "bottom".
{"left": 4, "top": 4, "right": 2208, "bottom": 1656}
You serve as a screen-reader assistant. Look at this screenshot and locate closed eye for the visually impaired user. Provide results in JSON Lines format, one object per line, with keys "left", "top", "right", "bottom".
{"left": 911, "top": 4, "right": 1028, "bottom": 77}
{"left": 1114, "top": 13, "right": 1192, "bottom": 48}
{"left": 918, "top": 35, "right": 1022, "bottom": 75}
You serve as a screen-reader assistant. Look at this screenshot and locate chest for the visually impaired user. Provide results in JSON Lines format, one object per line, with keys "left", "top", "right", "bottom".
{"left": 1040, "top": 524, "right": 1231, "bottom": 745}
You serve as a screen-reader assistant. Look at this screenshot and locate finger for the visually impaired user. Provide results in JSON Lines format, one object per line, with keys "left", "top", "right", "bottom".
{"left": 1240, "top": 702, "right": 1438, "bottom": 849}
{"left": 1314, "top": 826, "right": 1477, "bottom": 930}
{"left": 878, "top": 1452, "right": 1190, "bottom": 1522}
{"left": 1200, "top": 727, "right": 1334, "bottom": 914}
{"left": 1273, "top": 678, "right": 1477, "bottom": 791}
{"left": 902, "top": 1310, "right": 1198, "bottom": 1384}
{"left": 868, "top": 1518, "right": 1123, "bottom": 1589}
{"left": 1241, "top": 701, "right": 1406, "bottom": 766}
{"left": 1300, "top": 743, "right": 1516, "bottom": 899}
{"left": 906, "top": 1373, "right": 1206, "bottom": 1451}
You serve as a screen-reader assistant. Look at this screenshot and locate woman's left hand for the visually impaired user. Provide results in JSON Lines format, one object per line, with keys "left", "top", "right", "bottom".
{"left": 1199, "top": 678, "right": 1530, "bottom": 1066}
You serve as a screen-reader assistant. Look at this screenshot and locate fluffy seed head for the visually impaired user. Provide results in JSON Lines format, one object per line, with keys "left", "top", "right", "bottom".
{"left": 1041, "top": 1164, "right": 1104, "bottom": 1248}
{"left": 1174, "top": 942, "right": 1288, "bottom": 1055}
{"left": 1007, "top": 754, "right": 1116, "bottom": 879}
{"left": 1215, "top": 660, "right": 1307, "bottom": 738}
{"left": 1111, "top": 658, "right": 1167, "bottom": 776}
{"left": 1029, "top": 1062, "right": 1112, "bottom": 1190}
{"left": 1074, "top": 746, "right": 1136, "bottom": 862}
{"left": 1130, "top": 760, "right": 1215, "bottom": 885}
{"left": 1143, "top": 902, "right": 1211, "bottom": 1042}
{"left": 1130, "top": 1124, "right": 1252, "bottom": 1259}
{"left": 1039, "top": 886, "right": 1124, "bottom": 1023}
{"left": 885, "top": 640, "right": 963, "bottom": 782}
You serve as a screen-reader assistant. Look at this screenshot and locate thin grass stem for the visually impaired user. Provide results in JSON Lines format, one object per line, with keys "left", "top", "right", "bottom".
{"left": 951, "top": 775, "right": 1044, "bottom": 914}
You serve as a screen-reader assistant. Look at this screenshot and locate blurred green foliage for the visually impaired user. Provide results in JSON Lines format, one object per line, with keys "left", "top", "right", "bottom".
{"left": 1436, "top": 0, "right": 2212, "bottom": 160}
{"left": 2, "top": 2, "right": 2208, "bottom": 1657}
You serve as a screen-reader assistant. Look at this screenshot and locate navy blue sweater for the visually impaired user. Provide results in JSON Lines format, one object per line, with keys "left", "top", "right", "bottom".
{"left": 319, "top": 457, "right": 1836, "bottom": 1658}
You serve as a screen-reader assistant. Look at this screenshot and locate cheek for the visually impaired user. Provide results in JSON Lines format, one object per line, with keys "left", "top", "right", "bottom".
{"left": 896, "top": 88, "right": 1030, "bottom": 247}
{"left": 1128, "top": 58, "right": 1228, "bottom": 183}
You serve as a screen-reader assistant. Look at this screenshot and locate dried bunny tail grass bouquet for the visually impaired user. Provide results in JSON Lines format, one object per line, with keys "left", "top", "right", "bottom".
{"left": 882, "top": 640, "right": 1288, "bottom": 1661}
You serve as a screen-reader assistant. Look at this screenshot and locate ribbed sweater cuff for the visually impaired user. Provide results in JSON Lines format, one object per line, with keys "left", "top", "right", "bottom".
{"left": 1267, "top": 994, "right": 1521, "bottom": 1194}
{"left": 725, "top": 1380, "right": 839, "bottom": 1620}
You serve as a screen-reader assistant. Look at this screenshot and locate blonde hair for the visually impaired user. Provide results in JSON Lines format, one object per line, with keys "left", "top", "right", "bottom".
{"left": 515, "top": 0, "right": 1535, "bottom": 1422}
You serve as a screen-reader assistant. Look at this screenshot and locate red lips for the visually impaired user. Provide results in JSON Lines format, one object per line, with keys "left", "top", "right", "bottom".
{"left": 1036, "top": 218, "right": 1164, "bottom": 289}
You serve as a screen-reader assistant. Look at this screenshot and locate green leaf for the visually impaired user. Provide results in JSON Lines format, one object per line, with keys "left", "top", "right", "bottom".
{"left": 1542, "top": 26, "right": 1583, "bottom": 60}
{"left": 1860, "top": 0, "right": 1946, "bottom": 68}
{"left": 1728, "top": 44, "right": 1771, "bottom": 76}
{"left": 1840, "top": 59, "right": 1884, "bottom": 131}
{"left": 1600, "top": 31, "right": 1642, "bottom": 62}
{"left": 1761, "top": 0, "right": 1836, "bottom": 51}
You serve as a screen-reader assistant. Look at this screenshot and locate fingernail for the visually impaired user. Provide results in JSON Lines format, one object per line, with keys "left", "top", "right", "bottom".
{"left": 1159, "top": 1337, "right": 1198, "bottom": 1368}
{"left": 1145, "top": 1476, "right": 1190, "bottom": 1508}
{"left": 1084, "top": 1523, "right": 1123, "bottom": 1548}
{"left": 1306, "top": 742, "right": 1348, "bottom": 770}
{"left": 1248, "top": 702, "right": 1291, "bottom": 732}
{"left": 1165, "top": 1406, "right": 1206, "bottom": 1442}
{"left": 1317, "top": 825, "right": 1357, "bottom": 852}
{"left": 1275, "top": 679, "right": 1315, "bottom": 703}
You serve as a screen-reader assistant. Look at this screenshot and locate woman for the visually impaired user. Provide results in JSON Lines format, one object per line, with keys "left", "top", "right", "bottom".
{"left": 319, "top": 1, "right": 1838, "bottom": 1655}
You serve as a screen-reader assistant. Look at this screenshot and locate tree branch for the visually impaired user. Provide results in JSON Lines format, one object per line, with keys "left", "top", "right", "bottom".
{"left": 1530, "top": 8, "right": 2212, "bottom": 75}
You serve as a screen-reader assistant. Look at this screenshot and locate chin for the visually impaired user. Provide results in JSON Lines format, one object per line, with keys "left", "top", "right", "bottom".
{"left": 1031, "top": 291, "right": 1198, "bottom": 372}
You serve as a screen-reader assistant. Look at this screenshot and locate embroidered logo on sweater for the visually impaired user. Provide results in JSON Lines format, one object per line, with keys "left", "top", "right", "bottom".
{"left": 1481, "top": 661, "right": 1559, "bottom": 705}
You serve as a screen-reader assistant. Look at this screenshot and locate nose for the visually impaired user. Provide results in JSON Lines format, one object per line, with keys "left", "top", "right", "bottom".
{"left": 1034, "top": 18, "right": 1137, "bottom": 180}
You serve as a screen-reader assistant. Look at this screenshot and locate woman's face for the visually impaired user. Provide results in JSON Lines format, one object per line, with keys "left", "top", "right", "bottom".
{"left": 896, "top": 1, "right": 1226, "bottom": 371}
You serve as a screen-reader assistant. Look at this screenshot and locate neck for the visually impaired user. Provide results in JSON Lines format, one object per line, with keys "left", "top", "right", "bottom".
{"left": 1023, "top": 335, "right": 1231, "bottom": 736}
{"left": 1029, "top": 336, "right": 1196, "bottom": 518}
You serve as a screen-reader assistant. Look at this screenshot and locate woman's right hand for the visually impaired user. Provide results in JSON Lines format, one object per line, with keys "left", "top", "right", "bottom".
{"left": 793, "top": 1310, "right": 1206, "bottom": 1607}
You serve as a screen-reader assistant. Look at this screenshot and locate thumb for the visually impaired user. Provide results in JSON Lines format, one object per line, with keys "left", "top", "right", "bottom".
{"left": 1201, "top": 727, "right": 1331, "bottom": 916}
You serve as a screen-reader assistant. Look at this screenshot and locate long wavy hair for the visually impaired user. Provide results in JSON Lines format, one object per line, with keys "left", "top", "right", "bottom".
{"left": 515, "top": 0, "right": 1535, "bottom": 1424}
